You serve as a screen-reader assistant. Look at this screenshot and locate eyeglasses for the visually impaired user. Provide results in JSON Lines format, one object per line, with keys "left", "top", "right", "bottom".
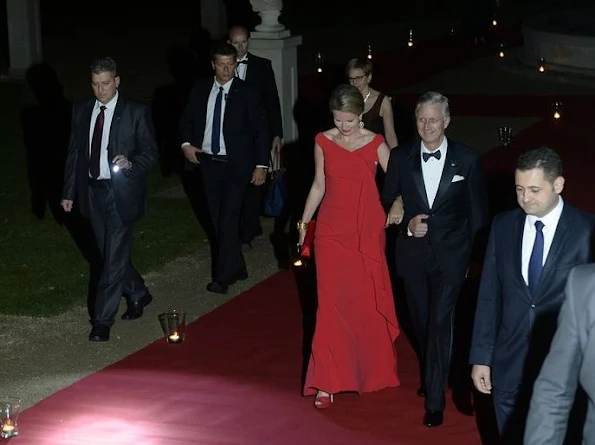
{"left": 348, "top": 75, "right": 367, "bottom": 83}
{"left": 416, "top": 117, "right": 443, "bottom": 125}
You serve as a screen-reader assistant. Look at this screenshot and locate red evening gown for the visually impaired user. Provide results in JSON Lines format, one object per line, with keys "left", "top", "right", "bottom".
{"left": 303, "top": 133, "right": 400, "bottom": 397}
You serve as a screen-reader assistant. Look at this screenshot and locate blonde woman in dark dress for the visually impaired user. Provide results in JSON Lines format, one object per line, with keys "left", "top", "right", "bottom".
{"left": 346, "top": 58, "right": 398, "bottom": 149}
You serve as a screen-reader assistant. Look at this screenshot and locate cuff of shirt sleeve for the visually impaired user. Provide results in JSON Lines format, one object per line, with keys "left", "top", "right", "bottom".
{"left": 181, "top": 142, "right": 190, "bottom": 149}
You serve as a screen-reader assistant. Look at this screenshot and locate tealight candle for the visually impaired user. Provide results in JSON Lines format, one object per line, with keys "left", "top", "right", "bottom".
{"left": 538, "top": 58, "right": 546, "bottom": 73}
{"left": 169, "top": 332, "right": 180, "bottom": 342}
{"left": 2, "top": 419, "right": 14, "bottom": 433}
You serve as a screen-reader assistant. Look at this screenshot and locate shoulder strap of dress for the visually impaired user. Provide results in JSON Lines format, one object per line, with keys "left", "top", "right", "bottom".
{"left": 371, "top": 93, "right": 385, "bottom": 114}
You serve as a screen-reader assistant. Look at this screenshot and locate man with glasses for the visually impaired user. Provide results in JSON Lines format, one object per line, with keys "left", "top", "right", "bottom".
{"left": 382, "top": 91, "right": 488, "bottom": 427}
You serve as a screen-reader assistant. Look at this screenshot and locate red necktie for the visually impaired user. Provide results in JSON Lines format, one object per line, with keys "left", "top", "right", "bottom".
{"left": 90, "top": 105, "right": 106, "bottom": 179}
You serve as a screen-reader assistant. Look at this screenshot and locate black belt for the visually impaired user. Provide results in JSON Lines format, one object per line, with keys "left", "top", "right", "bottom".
{"left": 199, "top": 153, "right": 229, "bottom": 163}
{"left": 88, "top": 178, "right": 112, "bottom": 188}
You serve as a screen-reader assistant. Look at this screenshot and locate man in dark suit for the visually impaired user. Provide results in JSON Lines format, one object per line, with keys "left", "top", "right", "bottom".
{"left": 382, "top": 91, "right": 489, "bottom": 427}
{"left": 61, "top": 57, "right": 158, "bottom": 342}
{"left": 469, "top": 147, "right": 595, "bottom": 442}
{"left": 525, "top": 264, "right": 595, "bottom": 445}
{"left": 228, "top": 25, "right": 283, "bottom": 246}
{"left": 179, "top": 41, "right": 269, "bottom": 295}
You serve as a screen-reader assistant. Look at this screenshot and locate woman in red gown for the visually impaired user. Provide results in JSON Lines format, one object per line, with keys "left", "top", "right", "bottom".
{"left": 298, "top": 84, "right": 403, "bottom": 408}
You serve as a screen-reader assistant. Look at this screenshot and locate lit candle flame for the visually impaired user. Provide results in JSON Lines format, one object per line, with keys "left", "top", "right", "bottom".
{"left": 168, "top": 332, "right": 180, "bottom": 342}
{"left": 2, "top": 419, "right": 14, "bottom": 433}
{"left": 553, "top": 111, "right": 561, "bottom": 119}
{"left": 293, "top": 259, "right": 303, "bottom": 267}
{"left": 492, "top": 19, "right": 498, "bottom": 26}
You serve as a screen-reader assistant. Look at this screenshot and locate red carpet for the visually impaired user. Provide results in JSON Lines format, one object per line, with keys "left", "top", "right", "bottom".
{"left": 15, "top": 272, "right": 481, "bottom": 445}
{"left": 14, "top": 23, "right": 595, "bottom": 444}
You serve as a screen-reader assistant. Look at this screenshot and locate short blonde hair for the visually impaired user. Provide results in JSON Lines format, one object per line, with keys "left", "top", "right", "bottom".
{"left": 345, "top": 58, "right": 373, "bottom": 77}
{"left": 329, "top": 84, "right": 365, "bottom": 116}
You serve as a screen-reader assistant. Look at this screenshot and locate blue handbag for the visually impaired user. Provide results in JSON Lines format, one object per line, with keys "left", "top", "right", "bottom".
{"left": 264, "top": 152, "right": 287, "bottom": 217}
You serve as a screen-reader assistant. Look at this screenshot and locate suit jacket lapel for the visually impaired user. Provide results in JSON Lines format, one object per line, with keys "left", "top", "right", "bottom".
{"left": 513, "top": 211, "right": 531, "bottom": 298}
{"left": 243, "top": 52, "right": 253, "bottom": 82}
{"left": 432, "top": 141, "right": 458, "bottom": 208}
{"left": 535, "top": 206, "right": 570, "bottom": 296}
{"left": 410, "top": 143, "right": 430, "bottom": 209}
{"left": 223, "top": 79, "right": 240, "bottom": 132}
{"left": 107, "top": 96, "right": 124, "bottom": 159}
{"left": 81, "top": 100, "right": 94, "bottom": 158}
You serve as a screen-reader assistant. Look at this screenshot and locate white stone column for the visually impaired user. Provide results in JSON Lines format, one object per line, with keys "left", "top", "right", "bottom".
{"left": 249, "top": 35, "right": 302, "bottom": 142}
{"left": 201, "top": 0, "right": 227, "bottom": 39}
{"left": 6, "top": 0, "right": 42, "bottom": 76}
{"left": 249, "top": 0, "right": 302, "bottom": 142}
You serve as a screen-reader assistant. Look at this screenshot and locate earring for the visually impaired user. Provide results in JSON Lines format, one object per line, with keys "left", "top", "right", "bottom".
{"left": 359, "top": 121, "right": 364, "bottom": 129}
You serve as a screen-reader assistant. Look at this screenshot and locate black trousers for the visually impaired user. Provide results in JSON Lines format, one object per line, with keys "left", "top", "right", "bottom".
{"left": 200, "top": 158, "right": 248, "bottom": 284}
{"left": 88, "top": 181, "right": 147, "bottom": 326}
{"left": 240, "top": 183, "right": 264, "bottom": 243}
{"left": 401, "top": 243, "right": 461, "bottom": 411}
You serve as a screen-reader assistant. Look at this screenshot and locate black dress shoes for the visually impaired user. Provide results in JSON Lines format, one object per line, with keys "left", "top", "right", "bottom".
{"left": 89, "top": 325, "right": 110, "bottom": 342}
{"left": 121, "top": 293, "right": 153, "bottom": 320}
{"left": 423, "top": 410, "right": 443, "bottom": 427}
{"left": 207, "top": 281, "right": 228, "bottom": 294}
{"left": 417, "top": 387, "right": 427, "bottom": 397}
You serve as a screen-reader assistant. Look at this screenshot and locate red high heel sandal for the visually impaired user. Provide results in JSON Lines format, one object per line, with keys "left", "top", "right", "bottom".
{"left": 314, "top": 392, "right": 334, "bottom": 409}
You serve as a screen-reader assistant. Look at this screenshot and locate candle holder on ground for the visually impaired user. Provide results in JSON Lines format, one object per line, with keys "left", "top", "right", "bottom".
{"left": 0, "top": 397, "right": 21, "bottom": 439}
{"left": 538, "top": 57, "right": 546, "bottom": 73}
{"left": 407, "top": 29, "right": 414, "bottom": 47}
{"left": 314, "top": 52, "right": 323, "bottom": 73}
{"left": 366, "top": 43, "right": 372, "bottom": 60}
{"left": 498, "top": 44, "right": 505, "bottom": 58}
{"left": 552, "top": 101, "right": 563, "bottom": 119}
{"left": 158, "top": 310, "right": 186, "bottom": 344}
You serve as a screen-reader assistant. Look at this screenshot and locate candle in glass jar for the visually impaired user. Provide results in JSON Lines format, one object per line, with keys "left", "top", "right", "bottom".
{"left": 2, "top": 420, "right": 14, "bottom": 433}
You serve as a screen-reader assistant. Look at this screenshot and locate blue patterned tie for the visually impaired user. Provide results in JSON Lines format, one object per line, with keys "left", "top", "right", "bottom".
{"left": 528, "top": 220, "right": 545, "bottom": 292}
{"left": 211, "top": 86, "right": 224, "bottom": 155}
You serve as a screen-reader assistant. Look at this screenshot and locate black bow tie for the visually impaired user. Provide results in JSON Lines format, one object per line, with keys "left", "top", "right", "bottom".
{"left": 237, "top": 60, "right": 248, "bottom": 64}
{"left": 423, "top": 150, "right": 441, "bottom": 162}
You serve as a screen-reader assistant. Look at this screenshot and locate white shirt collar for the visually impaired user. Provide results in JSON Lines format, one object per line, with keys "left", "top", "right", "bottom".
{"left": 95, "top": 90, "right": 119, "bottom": 110}
{"left": 526, "top": 196, "right": 564, "bottom": 230}
{"left": 421, "top": 136, "right": 448, "bottom": 155}
{"left": 213, "top": 77, "right": 234, "bottom": 92}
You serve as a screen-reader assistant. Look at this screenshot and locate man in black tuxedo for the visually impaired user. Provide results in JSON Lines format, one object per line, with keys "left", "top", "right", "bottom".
{"left": 382, "top": 91, "right": 489, "bottom": 427}
{"left": 228, "top": 25, "right": 283, "bottom": 246}
{"left": 61, "top": 57, "right": 158, "bottom": 342}
{"left": 470, "top": 147, "right": 595, "bottom": 443}
{"left": 179, "top": 42, "right": 269, "bottom": 294}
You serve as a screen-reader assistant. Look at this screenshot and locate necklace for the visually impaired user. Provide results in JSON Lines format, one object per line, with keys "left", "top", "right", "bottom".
{"left": 363, "top": 90, "right": 371, "bottom": 102}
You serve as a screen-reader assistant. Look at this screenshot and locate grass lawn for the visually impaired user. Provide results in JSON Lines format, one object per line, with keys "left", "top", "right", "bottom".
{"left": 0, "top": 82, "right": 206, "bottom": 317}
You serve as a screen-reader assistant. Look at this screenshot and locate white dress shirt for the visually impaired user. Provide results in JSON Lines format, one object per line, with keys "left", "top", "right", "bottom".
{"left": 89, "top": 91, "right": 118, "bottom": 179}
{"left": 421, "top": 137, "right": 448, "bottom": 208}
{"left": 235, "top": 55, "right": 248, "bottom": 80}
{"left": 200, "top": 78, "right": 233, "bottom": 155}
{"left": 521, "top": 196, "right": 564, "bottom": 285}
